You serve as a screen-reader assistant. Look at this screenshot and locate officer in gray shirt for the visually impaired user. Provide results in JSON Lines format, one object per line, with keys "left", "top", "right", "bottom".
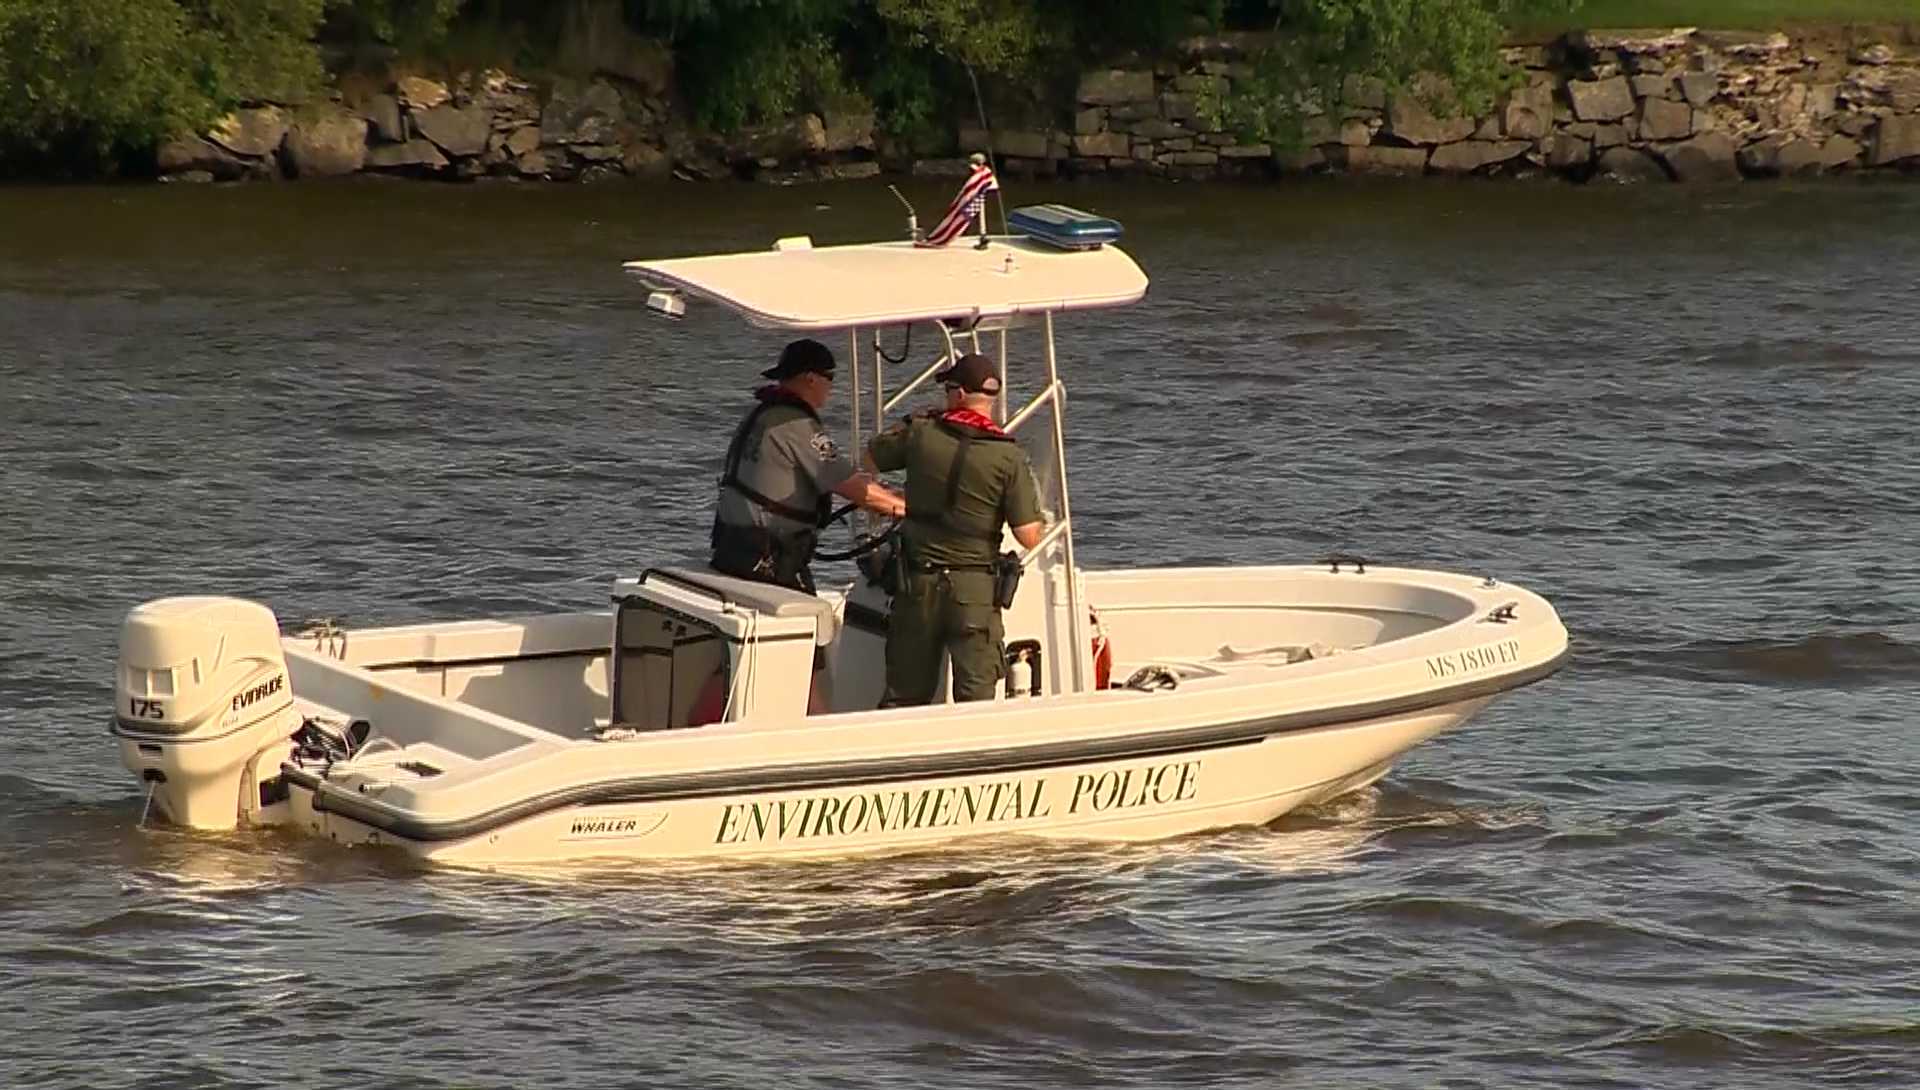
{"left": 711, "top": 339, "right": 905, "bottom": 594}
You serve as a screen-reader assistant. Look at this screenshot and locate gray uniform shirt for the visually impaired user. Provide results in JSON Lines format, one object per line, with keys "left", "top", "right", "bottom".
{"left": 715, "top": 400, "right": 858, "bottom": 536}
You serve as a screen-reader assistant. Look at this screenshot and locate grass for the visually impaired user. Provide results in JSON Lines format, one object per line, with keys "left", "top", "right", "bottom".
{"left": 1518, "top": 0, "right": 1920, "bottom": 32}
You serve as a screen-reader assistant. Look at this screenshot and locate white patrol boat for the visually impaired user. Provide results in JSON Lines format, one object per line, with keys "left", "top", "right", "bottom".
{"left": 109, "top": 205, "right": 1569, "bottom": 864}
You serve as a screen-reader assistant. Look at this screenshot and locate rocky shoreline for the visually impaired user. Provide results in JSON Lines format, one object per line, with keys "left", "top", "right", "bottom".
{"left": 157, "top": 26, "right": 1920, "bottom": 186}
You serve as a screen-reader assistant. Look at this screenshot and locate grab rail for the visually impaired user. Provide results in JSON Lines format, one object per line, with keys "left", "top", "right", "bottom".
{"left": 881, "top": 352, "right": 951, "bottom": 416}
{"left": 1005, "top": 381, "right": 1061, "bottom": 434}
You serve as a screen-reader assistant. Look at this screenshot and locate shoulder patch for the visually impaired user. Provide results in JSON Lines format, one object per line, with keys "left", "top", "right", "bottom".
{"left": 810, "top": 432, "right": 838, "bottom": 460}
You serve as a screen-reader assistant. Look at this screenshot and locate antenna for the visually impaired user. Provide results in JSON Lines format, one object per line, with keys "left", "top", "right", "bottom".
{"left": 887, "top": 184, "right": 920, "bottom": 243}
{"left": 962, "top": 62, "right": 1009, "bottom": 236}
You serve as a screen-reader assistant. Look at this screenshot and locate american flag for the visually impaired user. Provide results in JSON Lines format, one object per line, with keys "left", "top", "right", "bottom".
{"left": 917, "top": 161, "right": 998, "bottom": 247}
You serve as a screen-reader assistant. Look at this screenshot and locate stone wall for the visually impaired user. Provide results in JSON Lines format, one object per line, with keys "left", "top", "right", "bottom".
{"left": 943, "top": 28, "right": 1920, "bottom": 183}
{"left": 156, "top": 66, "right": 882, "bottom": 185}
{"left": 153, "top": 27, "right": 1920, "bottom": 185}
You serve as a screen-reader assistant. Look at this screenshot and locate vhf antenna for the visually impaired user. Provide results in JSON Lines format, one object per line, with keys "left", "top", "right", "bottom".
{"left": 887, "top": 184, "right": 920, "bottom": 243}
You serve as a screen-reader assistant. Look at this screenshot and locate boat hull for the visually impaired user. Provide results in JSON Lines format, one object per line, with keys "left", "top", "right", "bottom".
{"left": 283, "top": 698, "right": 1484, "bottom": 864}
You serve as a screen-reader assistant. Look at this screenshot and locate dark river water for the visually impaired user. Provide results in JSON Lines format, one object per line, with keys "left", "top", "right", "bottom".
{"left": 3, "top": 176, "right": 1918, "bottom": 1089}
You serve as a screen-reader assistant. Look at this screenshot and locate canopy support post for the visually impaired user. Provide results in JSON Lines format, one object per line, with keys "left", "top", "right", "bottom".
{"left": 1044, "top": 311, "right": 1086, "bottom": 694}
{"left": 849, "top": 326, "right": 862, "bottom": 453}
{"left": 995, "top": 329, "right": 1009, "bottom": 424}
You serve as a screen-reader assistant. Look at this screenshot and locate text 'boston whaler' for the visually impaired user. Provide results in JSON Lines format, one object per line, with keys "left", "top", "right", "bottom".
{"left": 109, "top": 186, "right": 1569, "bottom": 864}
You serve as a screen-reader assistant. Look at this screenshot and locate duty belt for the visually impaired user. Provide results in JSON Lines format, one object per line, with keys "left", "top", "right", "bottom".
{"left": 910, "top": 559, "right": 994, "bottom": 574}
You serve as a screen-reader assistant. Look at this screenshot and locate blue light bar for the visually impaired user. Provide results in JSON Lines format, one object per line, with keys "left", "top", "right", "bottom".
{"left": 1008, "top": 204, "right": 1124, "bottom": 251}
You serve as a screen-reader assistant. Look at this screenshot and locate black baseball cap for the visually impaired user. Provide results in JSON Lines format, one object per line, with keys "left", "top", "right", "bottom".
{"left": 762, "top": 338, "right": 836, "bottom": 380}
{"left": 935, "top": 353, "right": 1001, "bottom": 395}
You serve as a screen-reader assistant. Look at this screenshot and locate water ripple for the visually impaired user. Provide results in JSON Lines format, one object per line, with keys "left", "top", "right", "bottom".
{"left": 2, "top": 180, "right": 1919, "bottom": 1089}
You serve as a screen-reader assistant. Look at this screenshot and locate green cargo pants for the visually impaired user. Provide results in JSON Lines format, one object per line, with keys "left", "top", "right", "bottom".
{"left": 881, "top": 566, "right": 1004, "bottom": 706}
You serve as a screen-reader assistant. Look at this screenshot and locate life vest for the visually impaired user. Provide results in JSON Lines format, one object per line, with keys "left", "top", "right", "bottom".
{"left": 719, "top": 387, "right": 833, "bottom": 527}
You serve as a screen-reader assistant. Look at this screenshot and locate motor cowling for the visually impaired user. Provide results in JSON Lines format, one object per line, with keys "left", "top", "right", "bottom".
{"left": 113, "top": 596, "right": 301, "bottom": 829}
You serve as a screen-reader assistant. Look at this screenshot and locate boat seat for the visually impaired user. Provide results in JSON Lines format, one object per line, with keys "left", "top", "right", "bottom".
{"left": 653, "top": 566, "right": 840, "bottom": 645}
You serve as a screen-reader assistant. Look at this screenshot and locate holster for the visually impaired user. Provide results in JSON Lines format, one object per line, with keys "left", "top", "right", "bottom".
{"left": 859, "top": 537, "right": 906, "bottom": 597}
{"left": 991, "top": 550, "right": 1023, "bottom": 610}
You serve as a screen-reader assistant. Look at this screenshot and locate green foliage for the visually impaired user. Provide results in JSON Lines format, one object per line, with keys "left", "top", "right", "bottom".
{"left": 0, "top": 0, "right": 197, "bottom": 167}
{"left": 1224, "top": 0, "right": 1576, "bottom": 145}
{"left": 694, "top": 29, "right": 846, "bottom": 130}
{"left": 857, "top": 0, "right": 1049, "bottom": 150}
{"left": 1521, "top": 0, "right": 1917, "bottom": 30}
{"left": 873, "top": 0, "right": 1050, "bottom": 76}
{"left": 623, "top": 0, "right": 854, "bottom": 38}
{"left": 660, "top": 0, "right": 855, "bottom": 131}
{"left": 1189, "top": 67, "right": 1229, "bottom": 130}
{"left": 0, "top": 0, "right": 327, "bottom": 172}
{"left": 325, "top": 0, "right": 463, "bottom": 50}
{"left": 862, "top": 0, "right": 1219, "bottom": 148}
{"left": 864, "top": 36, "right": 948, "bottom": 152}
{"left": 3, "top": 0, "right": 1670, "bottom": 173}
{"left": 188, "top": 0, "right": 327, "bottom": 103}
{"left": 1062, "top": 0, "right": 1223, "bottom": 57}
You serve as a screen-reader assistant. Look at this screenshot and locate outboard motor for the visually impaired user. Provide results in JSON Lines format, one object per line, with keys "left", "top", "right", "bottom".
{"left": 112, "top": 597, "right": 301, "bottom": 829}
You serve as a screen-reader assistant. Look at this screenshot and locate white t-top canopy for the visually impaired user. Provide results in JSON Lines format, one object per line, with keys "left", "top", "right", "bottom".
{"left": 623, "top": 237, "right": 1149, "bottom": 330}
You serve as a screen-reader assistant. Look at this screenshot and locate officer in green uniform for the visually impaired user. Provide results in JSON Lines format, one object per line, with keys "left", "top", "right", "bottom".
{"left": 867, "top": 353, "right": 1046, "bottom": 705}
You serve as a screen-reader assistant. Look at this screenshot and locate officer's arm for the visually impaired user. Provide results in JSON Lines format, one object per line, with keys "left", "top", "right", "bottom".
{"left": 782, "top": 421, "right": 901, "bottom": 518}
{"left": 866, "top": 423, "right": 908, "bottom": 473}
{"left": 834, "top": 473, "right": 906, "bottom": 520}
{"left": 1007, "top": 457, "right": 1048, "bottom": 551}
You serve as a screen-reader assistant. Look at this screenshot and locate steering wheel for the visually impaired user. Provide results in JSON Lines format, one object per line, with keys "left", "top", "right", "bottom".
{"left": 815, "top": 502, "right": 901, "bottom": 562}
